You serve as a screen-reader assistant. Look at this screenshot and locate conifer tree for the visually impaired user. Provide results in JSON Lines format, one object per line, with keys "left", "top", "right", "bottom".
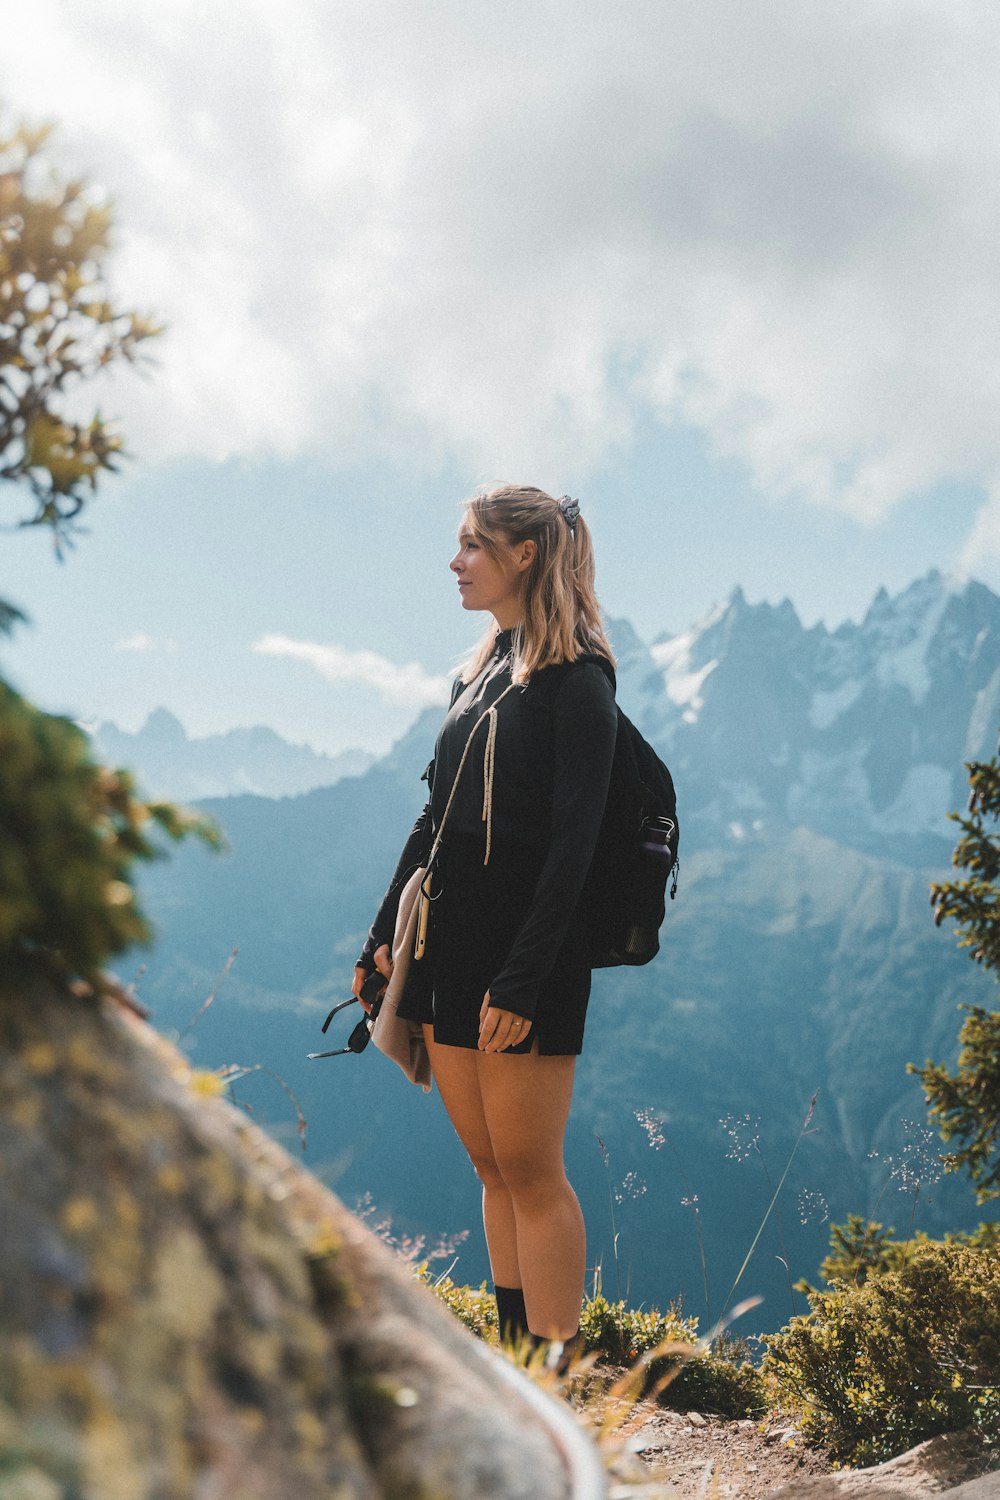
{"left": 912, "top": 737, "right": 1000, "bottom": 1200}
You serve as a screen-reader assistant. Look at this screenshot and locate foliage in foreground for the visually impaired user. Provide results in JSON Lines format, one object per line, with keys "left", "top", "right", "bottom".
{"left": 421, "top": 1273, "right": 498, "bottom": 1341}
{"left": 1, "top": 121, "right": 161, "bottom": 542}
{"left": 0, "top": 675, "right": 218, "bottom": 987}
{"left": 913, "top": 739, "right": 1000, "bottom": 1199}
{"left": 419, "top": 1273, "right": 765, "bottom": 1418}
{"left": 763, "top": 1243, "right": 1000, "bottom": 1467}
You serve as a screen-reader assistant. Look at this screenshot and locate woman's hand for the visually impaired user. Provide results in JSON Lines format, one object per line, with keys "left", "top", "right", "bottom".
{"left": 354, "top": 944, "right": 393, "bottom": 1013}
{"left": 478, "top": 991, "right": 529, "bottom": 1052}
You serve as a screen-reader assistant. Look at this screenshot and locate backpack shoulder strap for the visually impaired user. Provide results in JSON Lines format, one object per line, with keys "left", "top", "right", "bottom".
{"left": 575, "top": 650, "right": 617, "bottom": 692}
{"left": 526, "top": 651, "right": 617, "bottom": 709}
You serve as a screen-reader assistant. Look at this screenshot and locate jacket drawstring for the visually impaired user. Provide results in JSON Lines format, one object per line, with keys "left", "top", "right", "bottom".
{"left": 428, "top": 682, "right": 517, "bottom": 875}
{"left": 481, "top": 699, "right": 501, "bottom": 865}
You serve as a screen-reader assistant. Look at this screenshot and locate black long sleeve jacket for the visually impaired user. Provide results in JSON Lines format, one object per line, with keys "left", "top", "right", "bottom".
{"left": 357, "top": 632, "right": 617, "bottom": 1021}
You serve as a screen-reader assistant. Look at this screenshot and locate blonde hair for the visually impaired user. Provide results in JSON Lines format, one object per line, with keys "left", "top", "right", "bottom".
{"left": 459, "top": 484, "right": 616, "bottom": 684}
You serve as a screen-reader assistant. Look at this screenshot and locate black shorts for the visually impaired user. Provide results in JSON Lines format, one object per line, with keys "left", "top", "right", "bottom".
{"left": 396, "top": 832, "right": 592, "bottom": 1055}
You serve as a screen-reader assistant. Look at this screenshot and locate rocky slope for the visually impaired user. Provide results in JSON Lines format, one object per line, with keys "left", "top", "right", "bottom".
{"left": 0, "top": 976, "right": 576, "bottom": 1499}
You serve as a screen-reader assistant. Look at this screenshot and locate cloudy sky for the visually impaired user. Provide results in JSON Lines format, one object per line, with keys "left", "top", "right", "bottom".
{"left": 3, "top": 0, "right": 999, "bottom": 754}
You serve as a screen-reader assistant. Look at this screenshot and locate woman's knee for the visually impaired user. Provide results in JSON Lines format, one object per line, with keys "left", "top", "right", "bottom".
{"left": 494, "top": 1149, "right": 567, "bottom": 1205}
{"left": 466, "top": 1147, "right": 506, "bottom": 1191}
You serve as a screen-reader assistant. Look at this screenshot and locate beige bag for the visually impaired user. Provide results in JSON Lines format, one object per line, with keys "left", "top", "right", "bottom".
{"left": 371, "top": 865, "right": 433, "bottom": 1090}
{"left": 371, "top": 680, "right": 517, "bottom": 1091}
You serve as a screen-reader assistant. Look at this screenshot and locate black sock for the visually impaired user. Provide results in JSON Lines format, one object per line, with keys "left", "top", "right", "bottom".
{"left": 494, "top": 1284, "right": 529, "bottom": 1344}
{"left": 528, "top": 1329, "right": 584, "bottom": 1375}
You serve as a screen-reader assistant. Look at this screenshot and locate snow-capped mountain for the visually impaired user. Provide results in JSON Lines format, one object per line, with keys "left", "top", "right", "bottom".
{"left": 88, "top": 708, "right": 373, "bottom": 801}
{"left": 611, "top": 571, "right": 1000, "bottom": 855}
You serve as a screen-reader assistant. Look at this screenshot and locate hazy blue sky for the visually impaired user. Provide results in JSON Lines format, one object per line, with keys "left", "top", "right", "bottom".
{"left": 3, "top": 2, "right": 999, "bottom": 754}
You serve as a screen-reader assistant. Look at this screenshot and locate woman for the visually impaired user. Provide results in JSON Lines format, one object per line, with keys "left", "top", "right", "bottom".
{"left": 353, "top": 483, "right": 618, "bottom": 1355}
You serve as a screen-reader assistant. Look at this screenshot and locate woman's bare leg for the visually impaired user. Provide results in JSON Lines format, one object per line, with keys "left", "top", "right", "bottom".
{"left": 423, "top": 1025, "right": 521, "bottom": 1287}
{"left": 477, "top": 1047, "right": 584, "bottom": 1341}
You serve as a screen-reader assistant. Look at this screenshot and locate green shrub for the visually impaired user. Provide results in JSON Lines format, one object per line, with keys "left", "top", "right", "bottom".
{"left": 661, "top": 1336, "right": 767, "bottom": 1418}
{"left": 0, "top": 676, "right": 218, "bottom": 986}
{"left": 576, "top": 1294, "right": 764, "bottom": 1415}
{"left": 417, "top": 1270, "right": 497, "bottom": 1340}
{"left": 419, "top": 1278, "right": 765, "bottom": 1417}
{"left": 763, "top": 1243, "right": 1000, "bottom": 1466}
{"left": 578, "top": 1292, "right": 696, "bottom": 1363}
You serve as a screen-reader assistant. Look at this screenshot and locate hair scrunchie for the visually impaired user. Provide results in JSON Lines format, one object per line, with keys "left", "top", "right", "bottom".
{"left": 557, "top": 495, "right": 581, "bottom": 532}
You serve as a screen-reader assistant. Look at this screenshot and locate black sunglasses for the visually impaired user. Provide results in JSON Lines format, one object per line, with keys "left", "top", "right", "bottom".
{"left": 307, "top": 972, "right": 386, "bottom": 1059}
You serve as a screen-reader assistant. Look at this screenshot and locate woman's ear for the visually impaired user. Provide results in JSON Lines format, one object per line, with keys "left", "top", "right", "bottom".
{"left": 513, "top": 538, "right": 536, "bottom": 574}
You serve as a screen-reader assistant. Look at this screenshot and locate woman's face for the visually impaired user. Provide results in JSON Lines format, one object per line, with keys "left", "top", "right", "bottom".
{"left": 449, "top": 526, "right": 527, "bottom": 627}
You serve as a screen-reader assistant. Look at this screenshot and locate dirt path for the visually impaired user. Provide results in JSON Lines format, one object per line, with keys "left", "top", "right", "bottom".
{"left": 604, "top": 1399, "right": 835, "bottom": 1498}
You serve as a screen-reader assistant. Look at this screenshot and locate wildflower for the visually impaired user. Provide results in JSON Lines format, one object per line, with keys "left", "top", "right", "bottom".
{"left": 721, "top": 1113, "right": 761, "bottom": 1162}
{"left": 798, "top": 1188, "right": 830, "bottom": 1226}
{"left": 869, "top": 1120, "right": 944, "bottom": 1193}
{"left": 614, "top": 1170, "right": 648, "bottom": 1205}
{"left": 635, "top": 1108, "right": 666, "bottom": 1150}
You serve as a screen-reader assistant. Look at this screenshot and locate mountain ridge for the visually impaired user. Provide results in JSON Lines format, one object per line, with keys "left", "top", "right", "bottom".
{"left": 88, "top": 709, "right": 374, "bottom": 800}
{"left": 620, "top": 569, "right": 1000, "bottom": 861}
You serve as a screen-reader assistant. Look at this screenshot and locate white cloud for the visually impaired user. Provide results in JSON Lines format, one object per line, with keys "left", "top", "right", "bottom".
{"left": 252, "top": 634, "right": 452, "bottom": 709}
{"left": 960, "top": 482, "right": 1000, "bottom": 577}
{"left": 4, "top": 1, "right": 1000, "bottom": 556}
{"left": 114, "top": 632, "right": 178, "bottom": 653}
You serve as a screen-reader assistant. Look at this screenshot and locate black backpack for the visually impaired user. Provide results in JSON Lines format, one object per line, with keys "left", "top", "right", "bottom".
{"left": 581, "top": 699, "right": 679, "bottom": 967}
{"left": 531, "top": 654, "right": 680, "bottom": 968}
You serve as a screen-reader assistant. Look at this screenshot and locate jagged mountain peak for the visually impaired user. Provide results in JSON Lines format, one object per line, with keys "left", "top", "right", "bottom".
{"left": 818, "top": 571, "right": 997, "bottom": 713}
{"left": 859, "top": 568, "right": 955, "bottom": 646}
{"left": 671, "top": 571, "right": 980, "bottom": 665}
{"left": 618, "top": 571, "right": 1000, "bottom": 856}
{"left": 657, "top": 586, "right": 805, "bottom": 651}
{"left": 717, "top": 584, "right": 801, "bottom": 629}
{"left": 139, "top": 706, "right": 187, "bottom": 741}
{"left": 861, "top": 567, "right": 953, "bottom": 624}
{"left": 644, "top": 588, "right": 811, "bottom": 735}
{"left": 604, "top": 615, "right": 648, "bottom": 656}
